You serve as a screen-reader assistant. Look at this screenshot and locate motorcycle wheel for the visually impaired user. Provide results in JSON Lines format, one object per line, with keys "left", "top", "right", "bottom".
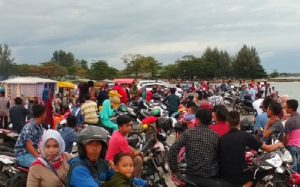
{"left": 0, "top": 171, "right": 9, "bottom": 186}
{"left": 6, "top": 173, "right": 27, "bottom": 187}
{"left": 255, "top": 173, "right": 288, "bottom": 187}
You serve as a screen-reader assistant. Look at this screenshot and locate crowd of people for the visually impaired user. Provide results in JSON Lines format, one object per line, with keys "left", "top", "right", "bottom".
{"left": 0, "top": 79, "right": 299, "bottom": 187}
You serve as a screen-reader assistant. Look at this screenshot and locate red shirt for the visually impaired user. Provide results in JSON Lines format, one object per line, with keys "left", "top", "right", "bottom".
{"left": 105, "top": 131, "right": 132, "bottom": 161}
{"left": 146, "top": 91, "right": 153, "bottom": 102}
{"left": 209, "top": 122, "right": 230, "bottom": 136}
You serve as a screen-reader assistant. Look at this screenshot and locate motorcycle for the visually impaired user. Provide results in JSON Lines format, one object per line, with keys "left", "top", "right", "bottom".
{"left": 0, "top": 129, "right": 19, "bottom": 150}
{"left": 0, "top": 150, "right": 28, "bottom": 187}
{"left": 233, "top": 95, "right": 255, "bottom": 115}
{"left": 128, "top": 116, "right": 175, "bottom": 174}
{"left": 142, "top": 146, "right": 168, "bottom": 187}
{"left": 248, "top": 147, "right": 300, "bottom": 186}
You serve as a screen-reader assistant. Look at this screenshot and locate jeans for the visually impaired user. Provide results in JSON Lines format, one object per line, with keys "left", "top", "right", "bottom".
{"left": 287, "top": 146, "right": 300, "bottom": 173}
{"left": 17, "top": 153, "right": 36, "bottom": 168}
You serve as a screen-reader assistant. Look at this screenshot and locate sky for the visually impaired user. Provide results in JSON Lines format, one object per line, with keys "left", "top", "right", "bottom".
{"left": 0, "top": 0, "right": 300, "bottom": 73}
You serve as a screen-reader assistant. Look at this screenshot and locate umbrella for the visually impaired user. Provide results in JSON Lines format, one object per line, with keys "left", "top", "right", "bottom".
{"left": 58, "top": 81, "right": 76, "bottom": 89}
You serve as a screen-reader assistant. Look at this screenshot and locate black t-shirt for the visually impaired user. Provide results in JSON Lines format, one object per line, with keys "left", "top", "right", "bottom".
{"left": 220, "top": 128, "right": 262, "bottom": 185}
{"left": 9, "top": 105, "right": 30, "bottom": 133}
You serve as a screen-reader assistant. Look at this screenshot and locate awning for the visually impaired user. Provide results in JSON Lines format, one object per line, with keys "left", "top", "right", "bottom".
{"left": 1, "top": 77, "right": 57, "bottom": 84}
{"left": 114, "top": 79, "right": 135, "bottom": 84}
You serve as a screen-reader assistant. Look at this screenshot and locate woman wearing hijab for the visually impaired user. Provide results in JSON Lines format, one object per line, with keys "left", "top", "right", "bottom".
{"left": 27, "top": 129, "right": 73, "bottom": 187}
{"left": 100, "top": 99, "right": 118, "bottom": 132}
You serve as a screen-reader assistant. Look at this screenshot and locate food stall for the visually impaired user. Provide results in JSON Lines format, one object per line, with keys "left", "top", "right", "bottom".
{"left": 0, "top": 77, "right": 57, "bottom": 102}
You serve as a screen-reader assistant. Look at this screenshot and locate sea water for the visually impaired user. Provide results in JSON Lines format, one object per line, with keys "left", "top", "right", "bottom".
{"left": 270, "top": 82, "right": 300, "bottom": 102}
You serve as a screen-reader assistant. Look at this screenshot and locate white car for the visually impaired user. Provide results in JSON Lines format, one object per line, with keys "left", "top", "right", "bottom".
{"left": 140, "top": 82, "right": 183, "bottom": 99}
{"left": 137, "top": 80, "right": 169, "bottom": 90}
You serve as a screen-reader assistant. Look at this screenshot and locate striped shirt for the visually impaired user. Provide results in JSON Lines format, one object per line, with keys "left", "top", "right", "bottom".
{"left": 81, "top": 100, "right": 98, "bottom": 125}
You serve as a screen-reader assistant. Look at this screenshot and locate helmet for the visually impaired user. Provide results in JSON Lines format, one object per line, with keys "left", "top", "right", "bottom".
{"left": 118, "top": 103, "right": 127, "bottom": 113}
{"left": 152, "top": 93, "right": 161, "bottom": 101}
{"left": 187, "top": 93, "right": 194, "bottom": 101}
{"left": 151, "top": 108, "right": 161, "bottom": 117}
{"left": 77, "top": 126, "right": 109, "bottom": 159}
{"left": 240, "top": 118, "right": 254, "bottom": 132}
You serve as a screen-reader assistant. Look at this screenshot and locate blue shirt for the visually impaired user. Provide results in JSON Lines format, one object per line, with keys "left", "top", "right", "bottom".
{"left": 69, "top": 157, "right": 114, "bottom": 187}
{"left": 71, "top": 107, "right": 84, "bottom": 127}
{"left": 254, "top": 112, "right": 268, "bottom": 131}
{"left": 60, "top": 127, "right": 77, "bottom": 153}
{"left": 14, "top": 119, "right": 44, "bottom": 157}
{"left": 68, "top": 157, "right": 147, "bottom": 187}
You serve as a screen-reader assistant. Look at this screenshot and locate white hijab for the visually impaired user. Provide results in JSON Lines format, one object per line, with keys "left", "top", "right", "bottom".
{"left": 39, "top": 129, "right": 65, "bottom": 159}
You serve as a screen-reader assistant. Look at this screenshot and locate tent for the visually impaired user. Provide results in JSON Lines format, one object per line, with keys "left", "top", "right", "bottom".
{"left": 1, "top": 77, "right": 57, "bottom": 99}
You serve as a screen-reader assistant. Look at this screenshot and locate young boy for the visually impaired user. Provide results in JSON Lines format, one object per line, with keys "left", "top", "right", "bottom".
{"left": 14, "top": 104, "right": 46, "bottom": 167}
{"left": 106, "top": 115, "right": 143, "bottom": 178}
{"left": 103, "top": 153, "right": 147, "bottom": 187}
{"left": 179, "top": 105, "right": 197, "bottom": 129}
{"left": 263, "top": 101, "right": 284, "bottom": 144}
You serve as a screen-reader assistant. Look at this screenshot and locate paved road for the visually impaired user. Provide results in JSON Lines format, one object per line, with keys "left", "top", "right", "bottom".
{"left": 165, "top": 133, "right": 176, "bottom": 187}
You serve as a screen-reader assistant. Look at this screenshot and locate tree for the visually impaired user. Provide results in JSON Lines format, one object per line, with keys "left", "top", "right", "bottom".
{"left": 162, "top": 64, "right": 180, "bottom": 79}
{"left": 51, "top": 50, "right": 75, "bottom": 67}
{"left": 0, "top": 44, "right": 15, "bottom": 80}
{"left": 232, "top": 45, "right": 267, "bottom": 79}
{"left": 14, "top": 64, "right": 40, "bottom": 76}
{"left": 122, "top": 54, "right": 144, "bottom": 79}
{"left": 143, "top": 56, "right": 162, "bottom": 78}
{"left": 175, "top": 55, "right": 198, "bottom": 80}
{"left": 88, "top": 60, "right": 118, "bottom": 80}
{"left": 270, "top": 69, "right": 279, "bottom": 78}
{"left": 78, "top": 59, "right": 89, "bottom": 70}
{"left": 122, "top": 54, "right": 161, "bottom": 79}
{"left": 39, "top": 62, "right": 67, "bottom": 78}
{"left": 201, "top": 47, "right": 232, "bottom": 79}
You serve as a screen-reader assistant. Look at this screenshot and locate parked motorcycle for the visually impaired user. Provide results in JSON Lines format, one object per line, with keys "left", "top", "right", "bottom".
{"left": 142, "top": 146, "right": 168, "bottom": 187}
{"left": 233, "top": 95, "right": 255, "bottom": 115}
{"left": 248, "top": 148, "right": 300, "bottom": 187}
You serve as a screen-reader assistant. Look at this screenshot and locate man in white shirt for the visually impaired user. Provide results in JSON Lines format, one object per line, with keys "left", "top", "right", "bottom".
{"left": 253, "top": 93, "right": 264, "bottom": 116}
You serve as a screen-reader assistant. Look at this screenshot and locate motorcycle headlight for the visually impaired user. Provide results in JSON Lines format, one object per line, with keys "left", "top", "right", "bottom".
{"left": 276, "top": 166, "right": 285, "bottom": 174}
{"left": 266, "top": 153, "right": 282, "bottom": 168}
{"left": 282, "top": 149, "right": 293, "bottom": 163}
{"left": 261, "top": 166, "right": 273, "bottom": 170}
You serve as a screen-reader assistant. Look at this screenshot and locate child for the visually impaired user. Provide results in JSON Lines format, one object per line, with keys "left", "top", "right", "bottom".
{"left": 104, "top": 153, "right": 147, "bottom": 187}
{"left": 179, "top": 105, "right": 197, "bottom": 129}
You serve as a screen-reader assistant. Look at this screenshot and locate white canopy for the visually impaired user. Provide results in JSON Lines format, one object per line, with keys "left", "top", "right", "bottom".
{"left": 1, "top": 77, "right": 57, "bottom": 84}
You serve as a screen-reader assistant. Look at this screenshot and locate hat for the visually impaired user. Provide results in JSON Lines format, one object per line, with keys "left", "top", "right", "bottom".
{"left": 117, "top": 115, "right": 132, "bottom": 126}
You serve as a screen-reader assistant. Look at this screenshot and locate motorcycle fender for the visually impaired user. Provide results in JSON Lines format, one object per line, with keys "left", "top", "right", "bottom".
{"left": 0, "top": 155, "right": 15, "bottom": 164}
